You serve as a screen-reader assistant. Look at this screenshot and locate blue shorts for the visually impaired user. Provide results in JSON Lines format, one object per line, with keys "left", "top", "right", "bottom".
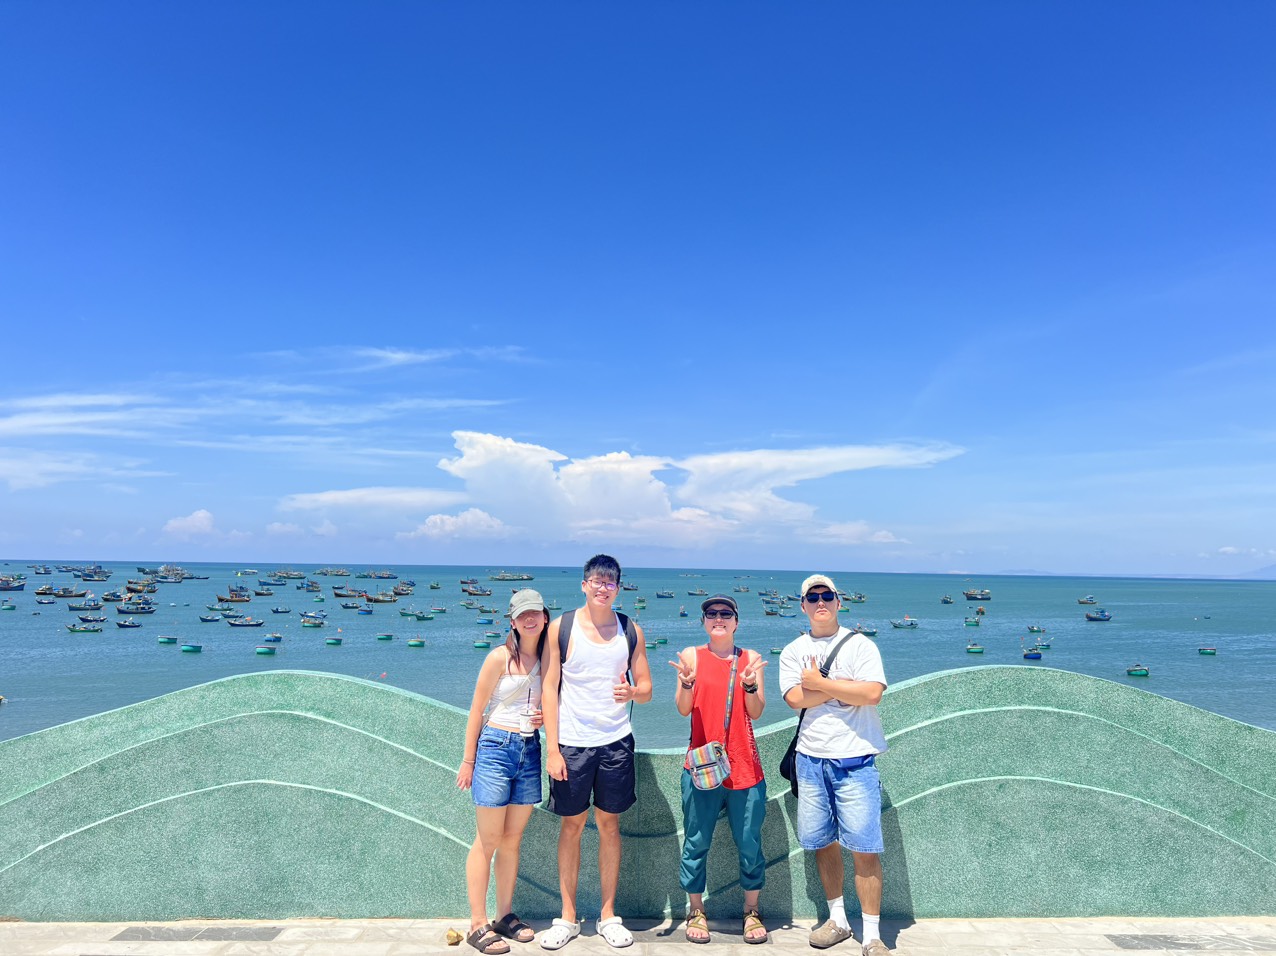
{"left": 795, "top": 751, "right": 884, "bottom": 853}
{"left": 472, "top": 725, "right": 542, "bottom": 808}
{"left": 548, "top": 734, "right": 636, "bottom": 817}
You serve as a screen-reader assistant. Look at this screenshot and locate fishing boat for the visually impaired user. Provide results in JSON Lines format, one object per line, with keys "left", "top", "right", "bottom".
{"left": 226, "top": 616, "right": 264, "bottom": 627}
{"left": 414, "top": 612, "right": 434, "bottom": 621}
{"left": 261, "top": 633, "right": 283, "bottom": 643}
{"left": 1085, "top": 609, "right": 1112, "bottom": 622}
{"left": 407, "top": 638, "right": 425, "bottom": 647}
{"left": 1078, "top": 595, "right": 1098, "bottom": 605}
{"left": 489, "top": 571, "right": 534, "bottom": 581}
{"left": 429, "top": 581, "right": 441, "bottom": 589}
{"left": 157, "top": 636, "right": 177, "bottom": 644}
{"left": 476, "top": 617, "right": 494, "bottom": 624}
{"left": 180, "top": 643, "right": 202, "bottom": 653}
{"left": 890, "top": 617, "right": 919, "bottom": 629}
{"left": 732, "top": 585, "right": 750, "bottom": 593}
{"left": 356, "top": 607, "right": 374, "bottom": 615}
{"left": 1198, "top": 647, "right": 1217, "bottom": 655}
{"left": 399, "top": 607, "right": 421, "bottom": 617}
{"left": 940, "top": 595, "right": 954, "bottom": 604}
{"left": 199, "top": 614, "right": 220, "bottom": 623}
{"left": 1033, "top": 641, "right": 1051, "bottom": 649}
{"left": 679, "top": 607, "right": 688, "bottom": 617}
{"left": 66, "top": 623, "right": 102, "bottom": 632}
{"left": 847, "top": 592, "right": 868, "bottom": 603}
{"left": 430, "top": 606, "right": 448, "bottom": 613}
{"left": 301, "top": 618, "right": 326, "bottom": 627}
{"left": 254, "top": 645, "right": 276, "bottom": 655}
{"left": 1126, "top": 664, "right": 1149, "bottom": 677}
{"left": 116, "top": 618, "right": 141, "bottom": 628}
{"left": 35, "top": 597, "right": 56, "bottom": 605}
{"left": 655, "top": 590, "right": 674, "bottom": 598}
{"left": 1023, "top": 649, "right": 1043, "bottom": 660}
{"left": 853, "top": 624, "right": 878, "bottom": 637}
{"left": 963, "top": 588, "right": 992, "bottom": 601}
{"left": 271, "top": 606, "right": 291, "bottom": 613}
{"left": 687, "top": 588, "right": 708, "bottom": 596}
{"left": 966, "top": 642, "right": 984, "bottom": 653}
{"left": 325, "top": 637, "right": 343, "bottom": 645}
{"left": 964, "top": 617, "right": 980, "bottom": 627}
{"left": 770, "top": 647, "right": 782, "bottom": 654}
{"left": 376, "top": 633, "right": 394, "bottom": 640}
{"left": 1027, "top": 625, "right": 1046, "bottom": 634}
{"left": 473, "top": 640, "right": 491, "bottom": 649}
{"left": 78, "top": 614, "right": 107, "bottom": 623}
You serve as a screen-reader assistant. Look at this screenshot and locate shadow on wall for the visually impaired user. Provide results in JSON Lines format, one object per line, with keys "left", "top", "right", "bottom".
{"left": 0, "top": 667, "right": 1274, "bottom": 921}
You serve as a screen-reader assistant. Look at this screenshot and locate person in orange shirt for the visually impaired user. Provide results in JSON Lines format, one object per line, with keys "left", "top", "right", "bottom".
{"left": 669, "top": 594, "right": 769, "bottom": 945}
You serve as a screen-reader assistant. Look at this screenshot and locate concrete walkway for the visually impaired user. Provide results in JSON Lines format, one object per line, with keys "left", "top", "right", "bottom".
{"left": 1, "top": 916, "right": 1275, "bottom": 956}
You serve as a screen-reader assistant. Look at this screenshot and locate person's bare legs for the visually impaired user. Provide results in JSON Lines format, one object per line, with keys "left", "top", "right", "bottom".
{"left": 493, "top": 804, "right": 535, "bottom": 919}
{"left": 595, "top": 808, "right": 621, "bottom": 921}
{"left": 466, "top": 806, "right": 509, "bottom": 931}
{"left": 851, "top": 852, "right": 882, "bottom": 916}
{"left": 557, "top": 812, "right": 588, "bottom": 923}
{"left": 815, "top": 842, "right": 845, "bottom": 900}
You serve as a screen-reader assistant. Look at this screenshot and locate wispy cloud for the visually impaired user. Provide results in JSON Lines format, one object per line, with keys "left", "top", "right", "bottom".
{"left": 280, "top": 487, "right": 469, "bottom": 511}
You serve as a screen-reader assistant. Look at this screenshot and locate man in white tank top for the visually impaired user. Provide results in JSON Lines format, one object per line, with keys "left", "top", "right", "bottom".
{"left": 539, "top": 555, "right": 653, "bottom": 951}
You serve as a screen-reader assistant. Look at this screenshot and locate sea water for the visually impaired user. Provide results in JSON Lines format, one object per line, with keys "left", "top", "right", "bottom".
{"left": 1, "top": 562, "right": 1273, "bottom": 748}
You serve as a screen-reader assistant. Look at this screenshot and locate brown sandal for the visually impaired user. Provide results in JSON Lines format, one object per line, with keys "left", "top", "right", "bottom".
{"left": 685, "top": 909, "right": 711, "bottom": 944}
{"left": 493, "top": 912, "right": 535, "bottom": 943}
{"left": 468, "top": 924, "right": 511, "bottom": 954}
{"left": 743, "top": 909, "right": 768, "bottom": 944}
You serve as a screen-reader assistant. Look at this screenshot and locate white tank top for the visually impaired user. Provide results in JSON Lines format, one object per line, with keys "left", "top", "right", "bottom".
{"left": 485, "top": 659, "right": 542, "bottom": 730}
{"left": 558, "top": 613, "right": 632, "bottom": 747}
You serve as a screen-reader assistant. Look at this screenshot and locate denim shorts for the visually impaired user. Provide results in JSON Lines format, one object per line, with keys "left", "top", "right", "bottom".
{"left": 795, "top": 751, "right": 884, "bottom": 853}
{"left": 472, "top": 725, "right": 543, "bottom": 808}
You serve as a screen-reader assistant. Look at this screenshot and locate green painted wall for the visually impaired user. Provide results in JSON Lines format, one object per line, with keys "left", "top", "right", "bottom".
{"left": 0, "top": 666, "right": 1272, "bottom": 921}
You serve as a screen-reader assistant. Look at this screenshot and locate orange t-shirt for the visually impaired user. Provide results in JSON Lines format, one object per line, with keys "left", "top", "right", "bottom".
{"left": 685, "top": 646, "right": 765, "bottom": 789}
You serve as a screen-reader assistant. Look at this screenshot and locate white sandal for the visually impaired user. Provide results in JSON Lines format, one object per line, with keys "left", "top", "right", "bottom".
{"left": 596, "top": 917, "right": 633, "bottom": 949}
{"left": 539, "top": 919, "right": 581, "bottom": 951}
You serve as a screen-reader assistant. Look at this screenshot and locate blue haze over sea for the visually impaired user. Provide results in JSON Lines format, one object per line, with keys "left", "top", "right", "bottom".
{"left": 2, "top": 562, "right": 1274, "bottom": 747}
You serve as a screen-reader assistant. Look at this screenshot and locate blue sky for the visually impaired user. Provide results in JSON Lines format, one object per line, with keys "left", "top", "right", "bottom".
{"left": 2, "top": 1, "right": 1274, "bottom": 576}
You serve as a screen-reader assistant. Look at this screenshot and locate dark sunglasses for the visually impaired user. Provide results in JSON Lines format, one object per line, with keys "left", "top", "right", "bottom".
{"left": 804, "top": 591, "right": 839, "bottom": 604}
{"left": 703, "top": 609, "right": 736, "bottom": 619}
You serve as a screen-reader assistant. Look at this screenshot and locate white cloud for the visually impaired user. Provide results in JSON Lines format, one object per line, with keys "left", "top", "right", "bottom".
{"left": 816, "top": 521, "right": 909, "bottom": 545}
{"left": 266, "top": 522, "right": 303, "bottom": 536}
{"left": 398, "top": 508, "right": 510, "bottom": 539}
{"left": 279, "top": 487, "right": 468, "bottom": 511}
{"left": 163, "top": 509, "right": 217, "bottom": 538}
{"left": 312, "top": 519, "right": 339, "bottom": 537}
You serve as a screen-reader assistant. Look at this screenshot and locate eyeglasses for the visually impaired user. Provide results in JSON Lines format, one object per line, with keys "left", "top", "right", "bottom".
{"left": 584, "top": 579, "right": 619, "bottom": 592}
{"left": 804, "top": 591, "right": 839, "bottom": 604}
{"left": 703, "top": 609, "right": 736, "bottom": 620}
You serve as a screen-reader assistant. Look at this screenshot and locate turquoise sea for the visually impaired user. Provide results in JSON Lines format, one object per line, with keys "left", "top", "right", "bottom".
{"left": 1, "top": 562, "right": 1274, "bottom": 747}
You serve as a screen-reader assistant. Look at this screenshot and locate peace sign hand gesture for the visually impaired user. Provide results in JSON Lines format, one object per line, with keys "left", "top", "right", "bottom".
{"left": 740, "top": 653, "right": 768, "bottom": 687}
{"left": 668, "top": 653, "right": 696, "bottom": 688}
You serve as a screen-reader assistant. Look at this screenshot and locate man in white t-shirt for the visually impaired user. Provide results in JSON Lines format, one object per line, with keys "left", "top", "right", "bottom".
{"left": 779, "top": 574, "right": 890, "bottom": 956}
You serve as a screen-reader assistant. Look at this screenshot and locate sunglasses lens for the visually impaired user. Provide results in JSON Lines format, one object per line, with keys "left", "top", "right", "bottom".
{"left": 805, "top": 592, "right": 836, "bottom": 604}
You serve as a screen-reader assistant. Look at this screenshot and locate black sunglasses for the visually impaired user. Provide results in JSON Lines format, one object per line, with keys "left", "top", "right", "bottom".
{"left": 703, "top": 609, "right": 737, "bottom": 619}
{"left": 804, "top": 591, "right": 839, "bottom": 604}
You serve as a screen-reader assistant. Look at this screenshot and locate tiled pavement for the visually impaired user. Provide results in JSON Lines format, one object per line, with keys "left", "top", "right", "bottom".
{"left": 0, "top": 917, "right": 1275, "bottom": 956}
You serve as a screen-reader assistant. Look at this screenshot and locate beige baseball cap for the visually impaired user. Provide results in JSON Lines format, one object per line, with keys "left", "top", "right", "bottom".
{"left": 800, "top": 574, "right": 839, "bottom": 596}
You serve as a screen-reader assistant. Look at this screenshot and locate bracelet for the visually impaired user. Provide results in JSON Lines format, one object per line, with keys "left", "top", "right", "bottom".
{"left": 680, "top": 679, "right": 696, "bottom": 690}
{"left": 742, "top": 682, "right": 758, "bottom": 694}
{"left": 461, "top": 758, "right": 475, "bottom": 765}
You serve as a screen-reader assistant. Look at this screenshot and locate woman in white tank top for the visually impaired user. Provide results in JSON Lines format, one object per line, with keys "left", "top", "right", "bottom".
{"left": 456, "top": 589, "right": 548, "bottom": 954}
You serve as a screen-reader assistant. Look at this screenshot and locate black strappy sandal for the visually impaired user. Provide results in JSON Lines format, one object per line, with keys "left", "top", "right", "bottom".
{"left": 468, "top": 923, "right": 511, "bottom": 954}
{"left": 494, "top": 912, "right": 535, "bottom": 943}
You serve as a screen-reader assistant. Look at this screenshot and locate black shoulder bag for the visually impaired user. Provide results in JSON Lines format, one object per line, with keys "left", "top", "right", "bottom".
{"left": 778, "top": 631, "right": 856, "bottom": 797}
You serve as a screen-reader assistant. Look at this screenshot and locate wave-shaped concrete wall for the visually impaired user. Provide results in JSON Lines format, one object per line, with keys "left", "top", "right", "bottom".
{"left": 0, "top": 666, "right": 1272, "bottom": 920}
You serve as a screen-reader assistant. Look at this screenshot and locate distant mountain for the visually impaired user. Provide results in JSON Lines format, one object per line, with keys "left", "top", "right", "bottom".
{"left": 1242, "top": 564, "right": 1276, "bottom": 580}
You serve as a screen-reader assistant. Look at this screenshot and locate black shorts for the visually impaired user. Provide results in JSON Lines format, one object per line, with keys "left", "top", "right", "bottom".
{"left": 548, "top": 733, "right": 637, "bottom": 817}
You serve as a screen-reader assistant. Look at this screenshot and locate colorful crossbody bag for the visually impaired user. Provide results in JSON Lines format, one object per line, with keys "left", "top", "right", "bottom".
{"left": 685, "top": 648, "right": 739, "bottom": 790}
